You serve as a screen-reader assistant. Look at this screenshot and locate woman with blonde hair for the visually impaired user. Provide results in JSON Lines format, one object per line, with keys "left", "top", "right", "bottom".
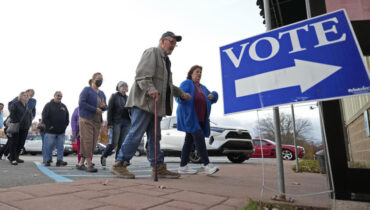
{"left": 7, "top": 91, "right": 33, "bottom": 165}
{"left": 76, "top": 72, "right": 107, "bottom": 172}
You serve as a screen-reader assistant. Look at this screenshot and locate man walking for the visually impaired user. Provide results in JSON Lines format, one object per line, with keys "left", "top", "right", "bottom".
{"left": 111, "top": 31, "right": 191, "bottom": 179}
{"left": 42, "top": 91, "right": 69, "bottom": 166}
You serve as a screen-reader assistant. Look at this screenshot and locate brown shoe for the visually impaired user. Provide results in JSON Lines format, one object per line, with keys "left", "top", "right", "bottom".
{"left": 110, "top": 161, "right": 135, "bottom": 179}
{"left": 154, "top": 164, "right": 180, "bottom": 179}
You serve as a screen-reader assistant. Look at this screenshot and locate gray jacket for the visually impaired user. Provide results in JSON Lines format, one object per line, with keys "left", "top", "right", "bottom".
{"left": 125, "top": 47, "right": 184, "bottom": 117}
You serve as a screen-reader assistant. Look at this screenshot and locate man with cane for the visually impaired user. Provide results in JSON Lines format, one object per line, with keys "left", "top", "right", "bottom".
{"left": 111, "top": 31, "right": 191, "bottom": 179}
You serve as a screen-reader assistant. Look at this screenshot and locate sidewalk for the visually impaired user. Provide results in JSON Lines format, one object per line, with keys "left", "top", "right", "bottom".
{"left": 0, "top": 161, "right": 369, "bottom": 209}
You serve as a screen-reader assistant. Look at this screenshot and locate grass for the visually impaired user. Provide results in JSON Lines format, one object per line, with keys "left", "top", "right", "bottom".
{"left": 242, "top": 198, "right": 329, "bottom": 210}
{"left": 291, "top": 159, "right": 321, "bottom": 173}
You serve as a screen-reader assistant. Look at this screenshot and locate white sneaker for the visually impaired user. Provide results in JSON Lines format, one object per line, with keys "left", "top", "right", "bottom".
{"left": 204, "top": 164, "right": 219, "bottom": 175}
{"left": 178, "top": 165, "right": 198, "bottom": 174}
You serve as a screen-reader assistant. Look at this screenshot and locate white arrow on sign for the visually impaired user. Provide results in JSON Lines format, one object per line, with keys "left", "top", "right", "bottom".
{"left": 235, "top": 59, "right": 342, "bottom": 97}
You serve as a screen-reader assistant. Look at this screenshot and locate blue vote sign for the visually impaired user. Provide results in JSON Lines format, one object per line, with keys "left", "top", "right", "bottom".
{"left": 220, "top": 10, "right": 370, "bottom": 114}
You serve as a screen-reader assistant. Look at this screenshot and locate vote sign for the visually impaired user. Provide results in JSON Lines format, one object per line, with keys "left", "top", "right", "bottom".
{"left": 220, "top": 10, "right": 370, "bottom": 114}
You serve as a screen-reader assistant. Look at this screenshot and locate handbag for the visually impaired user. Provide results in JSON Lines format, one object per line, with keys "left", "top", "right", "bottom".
{"left": 6, "top": 106, "right": 29, "bottom": 134}
{"left": 6, "top": 122, "right": 20, "bottom": 134}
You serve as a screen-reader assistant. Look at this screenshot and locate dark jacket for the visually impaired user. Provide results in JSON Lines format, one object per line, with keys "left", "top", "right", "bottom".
{"left": 107, "top": 92, "right": 130, "bottom": 126}
{"left": 42, "top": 100, "right": 69, "bottom": 134}
{"left": 10, "top": 97, "right": 37, "bottom": 118}
{"left": 9, "top": 101, "right": 33, "bottom": 131}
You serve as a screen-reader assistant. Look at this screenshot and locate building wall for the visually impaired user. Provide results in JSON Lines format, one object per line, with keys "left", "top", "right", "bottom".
{"left": 326, "top": 0, "right": 370, "bottom": 167}
{"left": 325, "top": 0, "right": 370, "bottom": 20}
{"left": 346, "top": 109, "right": 370, "bottom": 167}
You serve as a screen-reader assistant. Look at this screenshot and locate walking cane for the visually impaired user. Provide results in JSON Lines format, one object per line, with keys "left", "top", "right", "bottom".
{"left": 154, "top": 99, "right": 158, "bottom": 182}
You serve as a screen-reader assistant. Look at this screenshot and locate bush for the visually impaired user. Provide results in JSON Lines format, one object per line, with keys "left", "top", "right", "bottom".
{"left": 292, "top": 160, "right": 320, "bottom": 173}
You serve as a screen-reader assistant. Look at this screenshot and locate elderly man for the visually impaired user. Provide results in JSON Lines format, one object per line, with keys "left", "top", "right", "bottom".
{"left": 111, "top": 31, "right": 191, "bottom": 179}
{"left": 42, "top": 91, "right": 69, "bottom": 167}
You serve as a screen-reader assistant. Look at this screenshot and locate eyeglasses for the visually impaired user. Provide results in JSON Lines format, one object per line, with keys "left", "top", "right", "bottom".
{"left": 165, "top": 38, "right": 178, "bottom": 47}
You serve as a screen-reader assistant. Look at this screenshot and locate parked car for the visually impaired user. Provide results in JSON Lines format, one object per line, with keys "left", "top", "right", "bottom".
{"left": 18, "top": 135, "right": 73, "bottom": 156}
{"left": 144, "top": 116, "right": 254, "bottom": 163}
{"left": 70, "top": 137, "right": 78, "bottom": 153}
{"left": 249, "top": 138, "right": 305, "bottom": 160}
{"left": 0, "top": 138, "right": 7, "bottom": 151}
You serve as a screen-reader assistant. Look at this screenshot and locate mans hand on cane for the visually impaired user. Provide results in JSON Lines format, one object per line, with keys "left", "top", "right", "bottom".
{"left": 148, "top": 90, "right": 159, "bottom": 102}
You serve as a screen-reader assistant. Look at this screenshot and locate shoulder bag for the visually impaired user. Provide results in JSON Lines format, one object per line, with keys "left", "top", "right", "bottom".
{"left": 6, "top": 106, "right": 29, "bottom": 134}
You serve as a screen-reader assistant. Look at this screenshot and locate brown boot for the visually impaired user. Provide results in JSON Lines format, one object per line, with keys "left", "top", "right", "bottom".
{"left": 153, "top": 164, "right": 180, "bottom": 179}
{"left": 110, "top": 161, "right": 135, "bottom": 179}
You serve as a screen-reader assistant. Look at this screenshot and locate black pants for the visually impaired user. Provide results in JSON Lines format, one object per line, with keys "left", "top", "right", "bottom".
{"left": 0, "top": 141, "right": 9, "bottom": 158}
{"left": 180, "top": 122, "right": 210, "bottom": 167}
{"left": 8, "top": 129, "right": 28, "bottom": 161}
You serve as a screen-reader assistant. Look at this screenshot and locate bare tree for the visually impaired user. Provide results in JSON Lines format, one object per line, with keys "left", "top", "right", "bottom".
{"left": 254, "top": 112, "right": 313, "bottom": 145}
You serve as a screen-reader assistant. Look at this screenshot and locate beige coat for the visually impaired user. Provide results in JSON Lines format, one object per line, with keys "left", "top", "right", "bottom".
{"left": 125, "top": 47, "right": 184, "bottom": 117}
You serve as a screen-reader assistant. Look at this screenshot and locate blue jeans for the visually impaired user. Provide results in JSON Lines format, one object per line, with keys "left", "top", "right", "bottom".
{"left": 180, "top": 129, "right": 210, "bottom": 167}
{"left": 44, "top": 133, "right": 65, "bottom": 162}
{"left": 103, "top": 118, "right": 131, "bottom": 159}
{"left": 116, "top": 107, "right": 163, "bottom": 167}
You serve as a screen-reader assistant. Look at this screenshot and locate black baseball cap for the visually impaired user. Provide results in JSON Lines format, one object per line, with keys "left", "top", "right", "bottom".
{"left": 160, "top": 31, "right": 182, "bottom": 42}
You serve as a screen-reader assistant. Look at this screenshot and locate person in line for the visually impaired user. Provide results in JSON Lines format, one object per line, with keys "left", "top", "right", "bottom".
{"left": 101, "top": 81, "right": 131, "bottom": 166}
{"left": 0, "top": 103, "right": 4, "bottom": 129}
{"left": 71, "top": 106, "right": 93, "bottom": 164}
{"left": 0, "top": 102, "right": 6, "bottom": 159}
{"left": 77, "top": 72, "right": 107, "bottom": 173}
{"left": 71, "top": 107, "right": 81, "bottom": 163}
{"left": 176, "top": 65, "right": 219, "bottom": 175}
{"left": 110, "top": 31, "right": 191, "bottom": 179}
{"left": 3, "top": 89, "right": 37, "bottom": 162}
{"left": 7, "top": 92, "right": 33, "bottom": 165}
{"left": 9, "top": 89, "right": 37, "bottom": 119}
{"left": 36, "top": 118, "right": 47, "bottom": 163}
{"left": 42, "top": 91, "right": 69, "bottom": 167}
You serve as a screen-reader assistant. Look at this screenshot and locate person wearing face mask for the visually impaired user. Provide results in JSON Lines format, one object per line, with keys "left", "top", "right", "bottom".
{"left": 100, "top": 81, "right": 131, "bottom": 166}
{"left": 76, "top": 72, "right": 107, "bottom": 172}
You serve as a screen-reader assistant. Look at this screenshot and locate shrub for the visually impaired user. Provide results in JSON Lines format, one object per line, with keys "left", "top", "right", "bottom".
{"left": 292, "top": 160, "right": 320, "bottom": 173}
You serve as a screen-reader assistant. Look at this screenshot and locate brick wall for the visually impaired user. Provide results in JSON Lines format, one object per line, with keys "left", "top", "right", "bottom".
{"left": 347, "top": 109, "right": 370, "bottom": 167}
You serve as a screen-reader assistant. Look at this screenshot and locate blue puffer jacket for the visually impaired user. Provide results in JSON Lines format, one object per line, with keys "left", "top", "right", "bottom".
{"left": 176, "top": 79, "right": 218, "bottom": 137}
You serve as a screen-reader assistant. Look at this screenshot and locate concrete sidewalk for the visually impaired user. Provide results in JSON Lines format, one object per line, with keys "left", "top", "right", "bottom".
{"left": 0, "top": 161, "right": 369, "bottom": 209}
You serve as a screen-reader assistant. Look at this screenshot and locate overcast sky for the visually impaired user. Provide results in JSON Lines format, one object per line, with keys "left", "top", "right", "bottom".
{"left": 0, "top": 0, "right": 322, "bottom": 140}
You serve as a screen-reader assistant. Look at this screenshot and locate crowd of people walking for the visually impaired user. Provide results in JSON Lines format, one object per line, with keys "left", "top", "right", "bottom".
{"left": 0, "top": 31, "right": 220, "bottom": 178}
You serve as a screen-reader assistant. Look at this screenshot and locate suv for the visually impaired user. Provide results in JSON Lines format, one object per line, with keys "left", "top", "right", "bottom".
{"left": 144, "top": 116, "right": 254, "bottom": 163}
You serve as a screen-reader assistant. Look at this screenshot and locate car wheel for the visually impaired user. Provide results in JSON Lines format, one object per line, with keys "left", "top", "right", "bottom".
{"left": 282, "top": 149, "right": 294, "bottom": 160}
{"left": 227, "top": 153, "right": 246, "bottom": 163}
{"left": 189, "top": 145, "right": 201, "bottom": 163}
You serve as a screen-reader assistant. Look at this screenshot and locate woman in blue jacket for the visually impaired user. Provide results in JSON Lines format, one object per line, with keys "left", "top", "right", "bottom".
{"left": 176, "top": 65, "right": 219, "bottom": 175}
{"left": 76, "top": 72, "right": 107, "bottom": 172}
